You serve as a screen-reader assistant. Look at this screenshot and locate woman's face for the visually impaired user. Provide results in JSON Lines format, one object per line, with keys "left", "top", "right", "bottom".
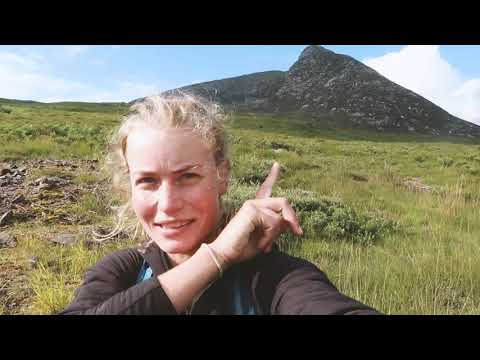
{"left": 125, "top": 127, "right": 228, "bottom": 255}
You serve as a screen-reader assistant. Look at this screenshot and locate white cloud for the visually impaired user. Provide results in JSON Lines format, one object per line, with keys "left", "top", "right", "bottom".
{"left": 0, "top": 50, "right": 160, "bottom": 103}
{"left": 68, "top": 81, "right": 162, "bottom": 103}
{"left": 34, "top": 82, "right": 161, "bottom": 103}
{"left": 0, "top": 51, "right": 88, "bottom": 100}
{"left": 363, "top": 45, "right": 480, "bottom": 125}
{"left": 0, "top": 52, "right": 43, "bottom": 71}
{"left": 62, "top": 45, "right": 93, "bottom": 57}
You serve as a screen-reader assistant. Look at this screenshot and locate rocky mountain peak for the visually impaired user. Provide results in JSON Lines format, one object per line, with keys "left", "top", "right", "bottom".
{"left": 298, "top": 45, "right": 335, "bottom": 60}
{"left": 153, "top": 46, "right": 480, "bottom": 137}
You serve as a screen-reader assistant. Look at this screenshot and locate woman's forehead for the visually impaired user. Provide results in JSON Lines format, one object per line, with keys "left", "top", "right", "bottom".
{"left": 131, "top": 163, "right": 210, "bottom": 177}
{"left": 126, "top": 127, "right": 216, "bottom": 172}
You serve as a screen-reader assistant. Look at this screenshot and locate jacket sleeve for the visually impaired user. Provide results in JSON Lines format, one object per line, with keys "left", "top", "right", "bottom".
{"left": 259, "top": 253, "right": 381, "bottom": 315}
{"left": 58, "top": 249, "right": 178, "bottom": 315}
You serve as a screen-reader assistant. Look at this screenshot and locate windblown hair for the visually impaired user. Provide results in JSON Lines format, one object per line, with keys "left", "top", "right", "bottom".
{"left": 93, "top": 92, "right": 233, "bottom": 246}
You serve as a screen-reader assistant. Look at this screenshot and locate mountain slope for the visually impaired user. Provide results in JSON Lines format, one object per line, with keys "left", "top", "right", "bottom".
{"left": 163, "top": 45, "right": 480, "bottom": 137}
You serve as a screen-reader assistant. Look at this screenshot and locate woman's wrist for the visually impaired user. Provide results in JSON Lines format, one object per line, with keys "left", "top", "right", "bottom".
{"left": 208, "top": 241, "right": 232, "bottom": 271}
{"left": 157, "top": 243, "right": 224, "bottom": 313}
{"left": 200, "top": 243, "right": 223, "bottom": 277}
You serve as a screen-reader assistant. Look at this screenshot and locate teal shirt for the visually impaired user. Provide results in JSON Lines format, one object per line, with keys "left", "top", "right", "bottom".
{"left": 136, "top": 260, "right": 256, "bottom": 315}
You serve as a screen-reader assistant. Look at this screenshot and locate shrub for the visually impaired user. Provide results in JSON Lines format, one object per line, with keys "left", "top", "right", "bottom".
{"left": 232, "top": 158, "right": 280, "bottom": 185}
{"left": 296, "top": 196, "right": 398, "bottom": 246}
{"left": 415, "top": 155, "right": 427, "bottom": 163}
{"left": 439, "top": 158, "right": 454, "bottom": 168}
{"left": 223, "top": 182, "right": 398, "bottom": 246}
{"left": 0, "top": 105, "right": 11, "bottom": 114}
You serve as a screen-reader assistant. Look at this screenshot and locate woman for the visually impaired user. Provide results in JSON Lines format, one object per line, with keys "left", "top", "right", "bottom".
{"left": 60, "top": 94, "right": 380, "bottom": 315}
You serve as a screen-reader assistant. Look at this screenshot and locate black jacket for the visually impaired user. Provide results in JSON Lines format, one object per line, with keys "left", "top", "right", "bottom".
{"left": 59, "top": 242, "right": 381, "bottom": 315}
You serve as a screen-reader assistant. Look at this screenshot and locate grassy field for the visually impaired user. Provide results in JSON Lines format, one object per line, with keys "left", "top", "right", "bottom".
{"left": 1, "top": 100, "right": 480, "bottom": 314}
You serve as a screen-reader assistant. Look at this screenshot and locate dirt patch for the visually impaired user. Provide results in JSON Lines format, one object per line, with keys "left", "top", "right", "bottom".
{"left": 347, "top": 172, "right": 369, "bottom": 182}
{"left": 0, "top": 232, "right": 17, "bottom": 248}
{"left": 0, "top": 159, "right": 110, "bottom": 314}
{"left": 0, "top": 159, "right": 106, "bottom": 228}
{"left": 402, "top": 177, "right": 432, "bottom": 193}
{"left": 0, "top": 256, "right": 33, "bottom": 314}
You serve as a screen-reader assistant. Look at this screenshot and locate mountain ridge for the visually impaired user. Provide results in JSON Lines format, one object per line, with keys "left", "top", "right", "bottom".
{"left": 160, "top": 45, "right": 480, "bottom": 137}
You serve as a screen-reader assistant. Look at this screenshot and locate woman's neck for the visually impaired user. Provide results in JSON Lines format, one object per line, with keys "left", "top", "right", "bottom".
{"left": 166, "top": 232, "right": 217, "bottom": 267}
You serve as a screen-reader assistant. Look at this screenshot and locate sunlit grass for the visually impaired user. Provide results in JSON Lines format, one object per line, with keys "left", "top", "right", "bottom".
{"left": 1, "top": 102, "right": 480, "bottom": 314}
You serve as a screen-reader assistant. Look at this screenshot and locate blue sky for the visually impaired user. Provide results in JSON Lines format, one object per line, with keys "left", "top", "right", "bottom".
{"left": 0, "top": 45, "right": 479, "bottom": 124}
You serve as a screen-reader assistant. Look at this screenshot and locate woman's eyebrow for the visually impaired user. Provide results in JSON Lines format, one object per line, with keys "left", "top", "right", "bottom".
{"left": 172, "top": 164, "right": 202, "bottom": 173}
{"left": 132, "top": 171, "right": 157, "bottom": 177}
{"left": 132, "top": 164, "right": 202, "bottom": 177}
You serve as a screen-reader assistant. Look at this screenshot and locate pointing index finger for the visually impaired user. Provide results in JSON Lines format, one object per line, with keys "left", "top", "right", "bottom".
{"left": 256, "top": 162, "right": 281, "bottom": 199}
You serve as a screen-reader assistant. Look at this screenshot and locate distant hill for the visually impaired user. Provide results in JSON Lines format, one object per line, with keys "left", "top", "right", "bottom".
{"left": 0, "top": 98, "right": 128, "bottom": 113}
{"left": 155, "top": 45, "right": 480, "bottom": 138}
{"left": 163, "top": 71, "right": 286, "bottom": 112}
{"left": 0, "top": 98, "right": 42, "bottom": 105}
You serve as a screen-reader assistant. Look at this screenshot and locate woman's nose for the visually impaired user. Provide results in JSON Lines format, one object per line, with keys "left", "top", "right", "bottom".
{"left": 155, "top": 183, "right": 184, "bottom": 213}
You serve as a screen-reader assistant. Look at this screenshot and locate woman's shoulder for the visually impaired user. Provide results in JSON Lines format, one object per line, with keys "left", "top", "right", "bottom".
{"left": 240, "top": 249, "right": 325, "bottom": 289}
{"left": 250, "top": 250, "right": 319, "bottom": 273}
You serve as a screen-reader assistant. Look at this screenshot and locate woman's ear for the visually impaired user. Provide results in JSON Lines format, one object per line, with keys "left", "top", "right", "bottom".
{"left": 217, "top": 160, "right": 230, "bottom": 195}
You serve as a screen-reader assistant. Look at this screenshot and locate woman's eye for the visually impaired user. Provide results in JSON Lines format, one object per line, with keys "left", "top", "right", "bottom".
{"left": 137, "top": 177, "right": 156, "bottom": 184}
{"left": 178, "top": 173, "right": 201, "bottom": 183}
{"left": 182, "top": 173, "right": 199, "bottom": 179}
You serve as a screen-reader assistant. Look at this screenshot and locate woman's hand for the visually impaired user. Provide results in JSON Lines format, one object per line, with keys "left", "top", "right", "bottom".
{"left": 210, "top": 162, "right": 303, "bottom": 267}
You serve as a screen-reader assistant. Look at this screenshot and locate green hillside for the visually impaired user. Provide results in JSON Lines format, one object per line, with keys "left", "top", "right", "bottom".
{"left": 1, "top": 102, "right": 479, "bottom": 314}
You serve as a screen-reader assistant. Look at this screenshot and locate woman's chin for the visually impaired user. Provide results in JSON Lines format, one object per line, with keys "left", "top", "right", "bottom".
{"left": 153, "top": 237, "right": 199, "bottom": 255}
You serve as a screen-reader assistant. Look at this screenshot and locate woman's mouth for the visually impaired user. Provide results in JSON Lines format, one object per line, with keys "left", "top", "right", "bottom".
{"left": 154, "top": 219, "right": 195, "bottom": 233}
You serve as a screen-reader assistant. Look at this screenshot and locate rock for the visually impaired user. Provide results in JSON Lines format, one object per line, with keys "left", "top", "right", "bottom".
{"left": 0, "top": 232, "right": 17, "bottom": 248}
{"left": 270, "top": 142, "right": 293, "bottom": 151}
{"left": 28, "top": 256, "right": 39, "bottom": 269}
{"left": 0, "top": 165, "right": 11, "bottom": 176}
{"left": 11, "top": 194, "right": 26, "bottom": 204}
{"left": 65, "top": 193, "right": 77, "bottom": 202}
{"left": 51, "top": 233, "right": 78, "bottom": 246}
{"left": 34, "top": 176, "right": 71, "bottom": 190}
{"left": 91, "top": 226, "right": 130, "bottom": 241}
{"left": 349, "top": 173, "right": 369, "bottom": 182}
{"left": 33, "top": 176, "right": 45, "bottom": 185}
{"left": 403, "top": 178, "right": 432, "bottom": 193}
{"left": 0, "top": 210, "right": 12, "bottom": 226}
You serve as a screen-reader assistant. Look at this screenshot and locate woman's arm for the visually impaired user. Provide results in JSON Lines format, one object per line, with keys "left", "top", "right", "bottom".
{"left": 59, "top": 249, "right": 178, "bottom": 315}
{"left": 155, "top": 244, "right": 226, "bottom": 313}
{"left": 59, "top": 245, "right": 231, "bottom": 315}
{"left": 257, "top": 252, "right": 381, "bottom": 315}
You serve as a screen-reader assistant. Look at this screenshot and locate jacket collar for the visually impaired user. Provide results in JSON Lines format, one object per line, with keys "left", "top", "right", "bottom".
{"left": 140, "top": 241, "right": 172, "bottom": 276}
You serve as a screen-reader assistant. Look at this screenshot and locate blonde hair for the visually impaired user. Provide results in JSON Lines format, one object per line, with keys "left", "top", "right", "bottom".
{"left": 93, "top": 93, "right": 232, "bottom": 244}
